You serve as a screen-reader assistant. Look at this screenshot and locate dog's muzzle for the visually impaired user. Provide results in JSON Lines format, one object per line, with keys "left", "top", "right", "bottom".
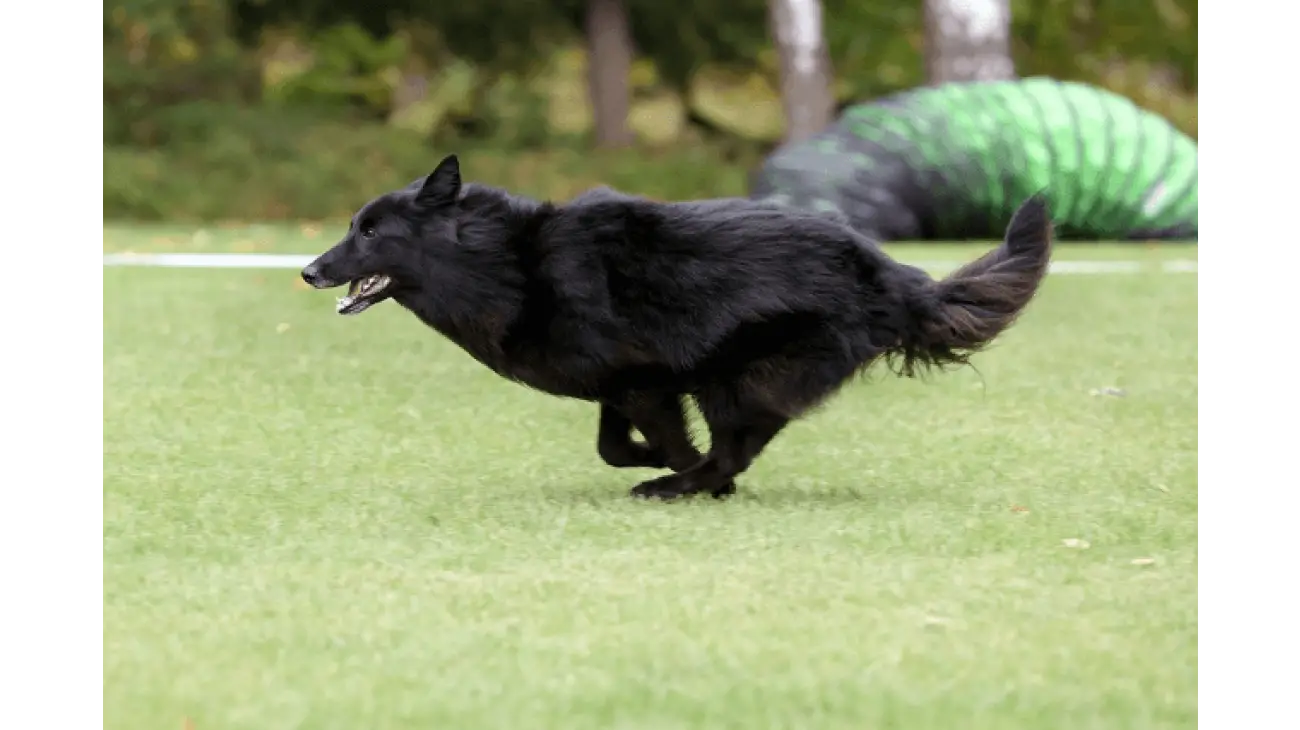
{"left": 301, "top": 264, "right": 335, "bottom": 289}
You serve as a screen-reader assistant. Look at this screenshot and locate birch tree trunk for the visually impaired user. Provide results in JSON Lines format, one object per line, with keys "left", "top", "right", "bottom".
{"left": 585, "top": 0, "right": 634, "bottom": 148}
{"left": 924, "top": 0, "right": 1016, "bottom": 85}
{"left": 768, "top": 0, "right": 835, "bottom": 144}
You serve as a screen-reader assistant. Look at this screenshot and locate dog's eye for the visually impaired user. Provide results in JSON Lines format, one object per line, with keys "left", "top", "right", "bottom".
{"left": 361, "top": 225, "right": 377, "bottom": 239}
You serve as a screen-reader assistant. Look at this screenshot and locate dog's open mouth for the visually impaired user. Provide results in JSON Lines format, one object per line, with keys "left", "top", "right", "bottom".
{"left": 336, "top": 274, "right": 394, "bottom": 315}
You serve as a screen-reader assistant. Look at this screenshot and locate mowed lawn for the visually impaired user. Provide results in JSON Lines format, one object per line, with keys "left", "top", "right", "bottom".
{"left": 104, "top": 229, "right": 1198, "bottom": 730}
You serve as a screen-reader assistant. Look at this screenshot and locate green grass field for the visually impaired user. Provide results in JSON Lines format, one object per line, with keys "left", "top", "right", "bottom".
{"left": 104, "top": 229, "right": 1198, "bottom": 730}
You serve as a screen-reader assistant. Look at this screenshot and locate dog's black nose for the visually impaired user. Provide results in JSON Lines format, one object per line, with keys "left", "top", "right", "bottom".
{"left": 301, "top": 264, "right": 322, "bottom": 287}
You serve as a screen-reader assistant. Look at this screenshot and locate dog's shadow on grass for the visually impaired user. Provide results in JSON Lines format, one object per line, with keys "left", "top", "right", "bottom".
{"left": 728, "top": 485, "right": 892, "bottom": 509}
{"left": 537, "top": 480, "right": 891, "bottom": 509}
{"left": 418, "top": 483, "right": 890, "bottom": 528}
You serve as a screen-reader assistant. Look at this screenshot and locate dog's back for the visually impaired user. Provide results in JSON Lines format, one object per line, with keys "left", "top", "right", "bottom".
{"left": 531, "top": 193, "right": 896, "bottom": 373}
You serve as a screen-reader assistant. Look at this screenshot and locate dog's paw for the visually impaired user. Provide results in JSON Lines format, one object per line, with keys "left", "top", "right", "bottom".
{"left": 710, "top": 480, "right": 738, "bottom": 499}
{"left": 630, "top": 473, "right": 700, "bottom": 501}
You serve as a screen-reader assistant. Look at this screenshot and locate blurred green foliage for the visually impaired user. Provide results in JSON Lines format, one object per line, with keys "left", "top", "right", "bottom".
{"left": 103, "top": 105, "right": 755, "bottom": 221}
{"left": 104, "top": 0, "right": 1197, "bottom": 221}
{"left": 263, "top": 24, "right": 408, "bottom": 114}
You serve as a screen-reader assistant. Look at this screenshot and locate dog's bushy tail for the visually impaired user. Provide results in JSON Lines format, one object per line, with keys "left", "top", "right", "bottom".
{"left": 889, "top": 194, "right": 1054, "bottom": 377}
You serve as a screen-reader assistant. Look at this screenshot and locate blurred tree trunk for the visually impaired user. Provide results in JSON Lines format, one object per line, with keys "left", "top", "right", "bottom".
{"left": 768, "top": 0, "right": 835, "bottom": 144}
{"left": 585, "top": 0, "right": 634, "bottom": 148}
{"left": 924, "top": 0, "right": 1015, "bottom": 84}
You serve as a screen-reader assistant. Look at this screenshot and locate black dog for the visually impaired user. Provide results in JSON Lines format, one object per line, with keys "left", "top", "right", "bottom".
{"left": 302, "top": 154, "right": 1053, "bottom": 500}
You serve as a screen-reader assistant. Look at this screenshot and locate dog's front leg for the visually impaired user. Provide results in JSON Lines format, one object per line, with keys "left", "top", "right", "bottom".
{"left": 620, "top": 392, "right": 703, "bottom": 473}
{"left": 596, "top": 402, "right": 668, "bottom": 469}
{"left": 630, "top": 387, "right": 789, "bottom": 501}
{"left": 596, "top": 394, "right": 703, "bottom": 472}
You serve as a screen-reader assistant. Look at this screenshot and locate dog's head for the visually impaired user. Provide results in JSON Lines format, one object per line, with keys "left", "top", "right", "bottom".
{"left": 301, "top": 154, "right": 464, "bottom": 315}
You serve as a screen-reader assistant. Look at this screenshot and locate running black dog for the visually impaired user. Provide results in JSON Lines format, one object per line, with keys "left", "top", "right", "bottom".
{"left": 302, "top": 154, "right": 1053, "bottom": 500}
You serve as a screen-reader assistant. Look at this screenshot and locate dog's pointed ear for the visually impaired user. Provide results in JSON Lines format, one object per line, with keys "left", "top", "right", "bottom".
{"left": 415, "top": 154, "right": 461, "bottom": 211}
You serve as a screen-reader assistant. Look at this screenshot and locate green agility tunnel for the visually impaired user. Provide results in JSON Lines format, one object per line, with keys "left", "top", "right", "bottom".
{"left": 750, "top": 77, "right": 1198, "bottom": 242}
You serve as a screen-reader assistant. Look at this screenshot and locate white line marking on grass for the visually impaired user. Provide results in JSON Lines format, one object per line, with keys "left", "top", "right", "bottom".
{"left": 104, "top": 253, "right": 316, "bottom": 269}
{"left": 102, "top": 252, "right": 1197, "bottom": 275}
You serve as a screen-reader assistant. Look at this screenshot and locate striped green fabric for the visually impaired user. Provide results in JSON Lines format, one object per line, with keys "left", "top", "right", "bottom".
{"left": 750, "top": 77, "right": 1198, "bottom": 242}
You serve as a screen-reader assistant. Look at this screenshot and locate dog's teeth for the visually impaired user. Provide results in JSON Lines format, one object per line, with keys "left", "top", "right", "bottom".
{"left": 357, "top": 275, "right": 387, "bottom": 297}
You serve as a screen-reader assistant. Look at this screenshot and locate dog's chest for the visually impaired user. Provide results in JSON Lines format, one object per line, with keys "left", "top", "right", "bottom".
{"left": 412, "top": 304, "right": 662, "bottom": 401}
{"left": 499, "top": 358, "right": 596, "bottom": 400}
{"left": 498, "top": 340, "right": 686, "bottom": 402}
{"left": 442, "top": 333, "right": 599, "bottom": 401}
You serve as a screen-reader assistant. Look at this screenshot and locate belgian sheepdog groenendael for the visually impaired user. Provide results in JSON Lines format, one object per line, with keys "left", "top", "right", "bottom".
{"left": 302, "top": 154, "right": 1053, "bottom": 500}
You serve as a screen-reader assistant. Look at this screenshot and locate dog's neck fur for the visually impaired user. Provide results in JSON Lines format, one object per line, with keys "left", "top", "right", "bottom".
{"left": 395, "top": 185, "right": 555, "bottom": 376}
